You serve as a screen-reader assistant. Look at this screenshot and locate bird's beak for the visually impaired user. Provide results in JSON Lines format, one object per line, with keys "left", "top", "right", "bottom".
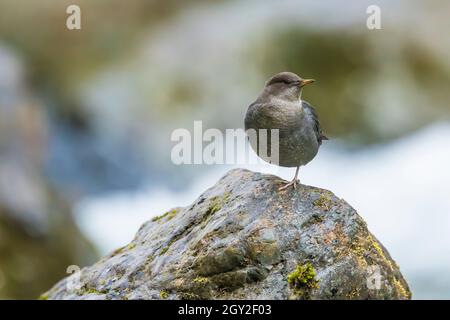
{"left": 300, "top": 79, "right": 315, "bottom": 87}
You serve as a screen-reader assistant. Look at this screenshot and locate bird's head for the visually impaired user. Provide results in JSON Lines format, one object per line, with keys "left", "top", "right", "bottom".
{"left": 262, "top": 72, "right": 315, "bottom": 101}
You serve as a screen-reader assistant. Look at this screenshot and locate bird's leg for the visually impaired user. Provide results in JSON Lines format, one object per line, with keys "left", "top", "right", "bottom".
{"left": 279, "top": 166, "right": 300, "bottom": 191}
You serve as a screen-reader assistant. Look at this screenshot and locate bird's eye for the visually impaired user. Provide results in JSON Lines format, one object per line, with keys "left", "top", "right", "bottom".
{"left": 279, "top": 79, "right": 294, "bottom": 85}
{"left": 287, "top": 80, "right": 300, "bottom": 85}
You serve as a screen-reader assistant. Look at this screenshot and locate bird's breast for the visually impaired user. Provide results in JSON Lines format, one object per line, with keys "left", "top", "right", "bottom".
{"left": 245, "top": 99, "right": 319, "bottom": 167}
{"left": 246, "top": 99, "right": 303, "bottom": 130}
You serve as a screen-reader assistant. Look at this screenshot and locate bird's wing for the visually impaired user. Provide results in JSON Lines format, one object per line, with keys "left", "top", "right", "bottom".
{"left": 302, "top": 101, "right": 328, "bottom": 145}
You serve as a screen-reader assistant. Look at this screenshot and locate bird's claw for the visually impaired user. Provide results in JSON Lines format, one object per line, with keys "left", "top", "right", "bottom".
{"left": 278, "top": 179, "right": 300, "bottom": 191}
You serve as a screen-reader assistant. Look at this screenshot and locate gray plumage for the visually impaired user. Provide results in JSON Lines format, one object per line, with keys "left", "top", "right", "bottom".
{"left": 244, "top": 72, "right": 327, "bottom": 189}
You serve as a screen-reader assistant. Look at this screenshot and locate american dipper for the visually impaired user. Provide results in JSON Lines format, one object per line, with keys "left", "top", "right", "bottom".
{"left": 244, "top": 72, "right": 328, "bottom": 190}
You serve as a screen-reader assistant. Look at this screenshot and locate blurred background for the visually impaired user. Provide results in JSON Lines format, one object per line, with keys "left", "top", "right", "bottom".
{"left": 0, "top": 0, "right": 449, "bottom": 299}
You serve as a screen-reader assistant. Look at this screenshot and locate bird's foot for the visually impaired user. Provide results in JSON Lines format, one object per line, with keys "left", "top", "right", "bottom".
{"left": 278, "top": 178, "right": 300, "bottom": 191}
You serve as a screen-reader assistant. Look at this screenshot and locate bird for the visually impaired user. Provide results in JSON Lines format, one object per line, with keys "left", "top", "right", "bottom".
{"left": 244, "top": 71, "right": 328, "bottom": 191}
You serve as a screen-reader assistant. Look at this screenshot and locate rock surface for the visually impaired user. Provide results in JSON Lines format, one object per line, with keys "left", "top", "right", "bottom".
{"left": 44, "top": 169, "right": 411, "bottom": 300}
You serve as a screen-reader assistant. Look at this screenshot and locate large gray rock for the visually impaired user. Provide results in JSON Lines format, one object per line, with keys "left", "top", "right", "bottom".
{"left": 43, "top": 169, "right": 411, "bottom": 300}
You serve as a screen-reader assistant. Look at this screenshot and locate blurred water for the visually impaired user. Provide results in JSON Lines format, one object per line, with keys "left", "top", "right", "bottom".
{"left": 77, "top": 122, "right": 450, "bottom": 299}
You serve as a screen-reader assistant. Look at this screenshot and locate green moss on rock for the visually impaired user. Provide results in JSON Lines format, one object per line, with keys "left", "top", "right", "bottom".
{"left": 313, "top": 193, "right": 334, "bottom": 211}
{"left": 152, "top": 208, "right": 179, "bottom": 222}
{"left": 200, "top": 192, "right": 231, "bottom": 229}
{"left": 193, "top": 277, "right": 210, "bottom": 285}
{"left": 38, "top": 293, "right": 49, "bottom": 300}
{"left": 160, "top": 290, "right": 169, "bottom": 299}
{"left": 287, "top": 263, "right": 320, "bottom": 299}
